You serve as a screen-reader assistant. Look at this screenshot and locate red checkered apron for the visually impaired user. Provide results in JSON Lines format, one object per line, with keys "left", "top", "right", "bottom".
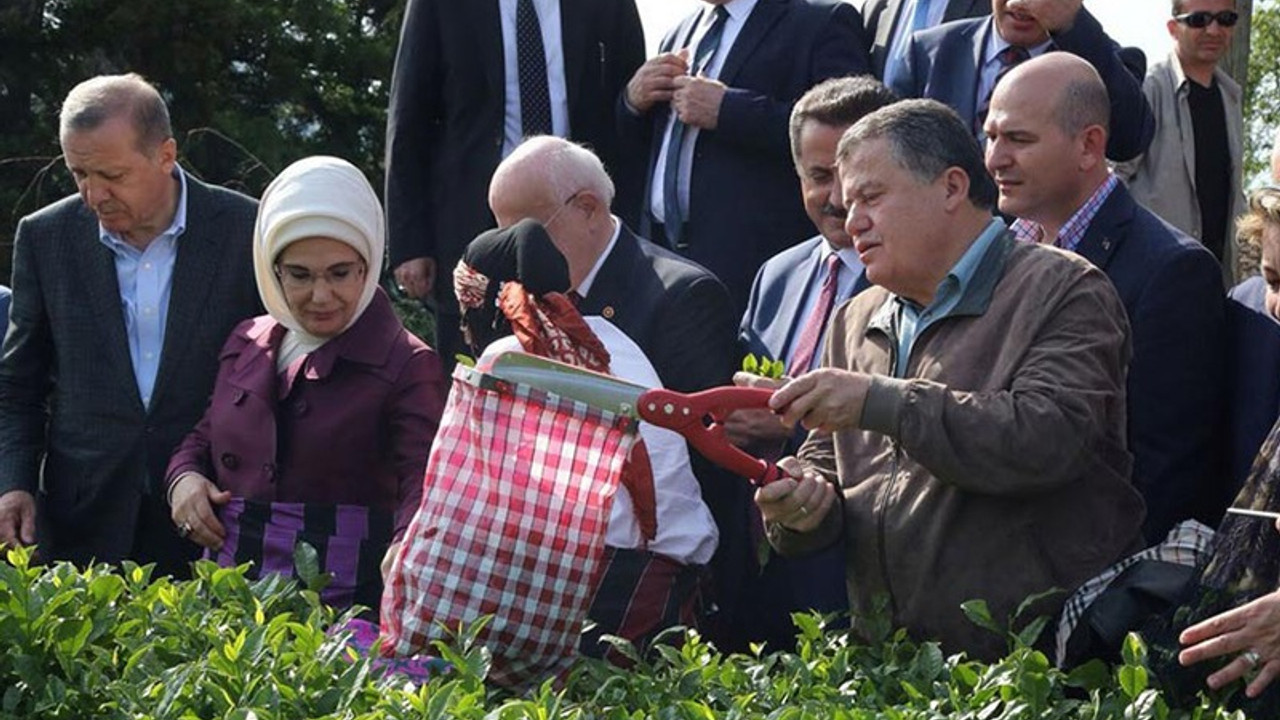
{"left": 380, "top": 366, "right": 638, "bottom": 688}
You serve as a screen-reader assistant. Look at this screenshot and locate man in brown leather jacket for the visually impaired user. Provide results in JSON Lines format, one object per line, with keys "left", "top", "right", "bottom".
{"left": 742, "top": 98, "right": 1145, "bottom": 660}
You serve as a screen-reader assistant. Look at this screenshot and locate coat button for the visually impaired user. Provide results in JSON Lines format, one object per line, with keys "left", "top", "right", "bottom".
{"left": 263, "top": 463, "right": 276, "bottom": 482}
{"left": 231, "top": 389, "right": 246, "bottom": 405}
{"left": 294, "top": 400, "right": 308, "bottom": 416}
{"left": 220, "top": 453, "right": 240, "bottom": 470}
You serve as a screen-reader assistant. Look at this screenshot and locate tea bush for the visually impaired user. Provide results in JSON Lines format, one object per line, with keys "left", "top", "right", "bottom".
{"left": 0, "top": 547, "right": 1252, "bottom": 719}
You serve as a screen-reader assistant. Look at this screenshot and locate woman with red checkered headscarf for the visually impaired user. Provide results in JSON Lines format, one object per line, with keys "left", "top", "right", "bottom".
{"left": 457, "top": 218, "right": 718, "bottom": 663}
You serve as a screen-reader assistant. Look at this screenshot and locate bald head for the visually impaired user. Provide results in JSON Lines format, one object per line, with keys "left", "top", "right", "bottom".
{"left": 984, "top": 53, "right": 1112, "bottom": 233}
{"left": 489, "top": 136, "right": 615, "bottom": 215}
{"left": 996, "top": 53, "right": 1110, "bottom": 140}
{"left": 488, "top": 136, "right": 617, "bottom": 288}
{"left": 60, "top": 73, "right": 172, "bottom": 152}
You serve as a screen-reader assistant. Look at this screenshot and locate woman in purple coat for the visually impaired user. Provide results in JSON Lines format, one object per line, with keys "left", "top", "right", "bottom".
{"left": 165, "top": 156, "right": 446, "bottom": 612}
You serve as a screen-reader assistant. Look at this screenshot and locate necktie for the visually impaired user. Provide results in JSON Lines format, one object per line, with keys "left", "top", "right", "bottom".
{"left": 975, "top": 45, "right": 1030, "bottom": 137}
{"left": 789, "top": 253, "right": 843, "bottom": 375}
{"left": 517, "top": 0, "right": 552, "bottom": 137}
{"left": 661, "top": 6, "right": 729, "bottom": 249}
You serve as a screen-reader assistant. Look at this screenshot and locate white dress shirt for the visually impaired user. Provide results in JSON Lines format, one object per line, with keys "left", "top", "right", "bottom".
{"left": 499, "top": 0, "right": 571, "bottom": 157}
{"left": 649, "top": 0, "right": 759, "bottom": 224}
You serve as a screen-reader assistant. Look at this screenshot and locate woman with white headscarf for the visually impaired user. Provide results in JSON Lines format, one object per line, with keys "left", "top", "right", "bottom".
{"left": 165, "top": 156, "right": 446, "bottom": 612}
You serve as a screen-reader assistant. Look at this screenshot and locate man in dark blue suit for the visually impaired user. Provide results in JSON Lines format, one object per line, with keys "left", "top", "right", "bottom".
{"left": 859, "top": 0, "right": 991, "bottom": 83}
{"left": 385, "top": 0, "right": 646, "bottom": 369}
{"left": 891, "top": 0, "right": 1153, "bottom": 162}
{"left": 985, "top": 53, "right": 1225, "bottom": 542}
{"left": 729, "top": 76, "right": 895, "bottom": 649}
{"left": 619, "top": 0, "right": 870, "bottom": 313}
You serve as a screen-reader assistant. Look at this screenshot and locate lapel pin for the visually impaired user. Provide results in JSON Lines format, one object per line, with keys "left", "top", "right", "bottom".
{"left": 602, "top": 306, "right": 615, "bottom": 319}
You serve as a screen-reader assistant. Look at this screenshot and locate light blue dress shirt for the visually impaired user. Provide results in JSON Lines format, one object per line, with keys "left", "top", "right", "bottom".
{"left": 883, "top": 0, "right": 948, "bottom": 89}
{"left": 499, "top": 0, "right": 570, "bottom": 157}
{"left": 96, "top": 168, "right": 189, "bottom": 409}
{"left": 894, "top": 217, "right": 1005, "bottom": 376}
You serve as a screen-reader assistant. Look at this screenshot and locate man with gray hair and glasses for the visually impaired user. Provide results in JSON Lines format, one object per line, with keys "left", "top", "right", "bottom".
{"left": 0, "top": 74, "right": 260, "bottom": 576}
{"left": 740, "top": 99, "right": 1144, "bottom": 659}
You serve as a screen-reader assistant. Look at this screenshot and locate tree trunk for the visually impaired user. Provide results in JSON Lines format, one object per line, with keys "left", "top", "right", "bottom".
{"left": 1226, "top": 0, "right": 1253, "bottom": 87}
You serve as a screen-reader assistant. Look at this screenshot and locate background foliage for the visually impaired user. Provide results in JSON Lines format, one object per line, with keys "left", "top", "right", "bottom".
{"left": 0, "top": 0, "right": 403, "bottom": 283}
{"left": 1244, "top": 2, "right": 1280, "bottom": 183}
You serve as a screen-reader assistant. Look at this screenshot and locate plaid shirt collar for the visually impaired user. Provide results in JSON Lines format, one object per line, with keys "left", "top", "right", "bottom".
{"left": 1011, "top": 173, "right": 1119, "bottom": 252}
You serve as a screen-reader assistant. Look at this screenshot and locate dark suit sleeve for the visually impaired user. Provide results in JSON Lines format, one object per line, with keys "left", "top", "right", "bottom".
{"left": 1051, "top": 7, "right": 1154, "bottom": 162}
{"left": 606, "top": 0, "right": 646, "bottom": 105}
{"left": 888, "top": 29, "right": 924, "bottom": 99}
{"left": 1128, "top": 245, "right": 1226, "bottom": 540}
{"left": 716, "top": 3, "right": 871, "bottom": 161}
{"left": 653, "top": 274, "right": 738, "bottom": 394}
{"left": 617, "top": 25, "right": 679, "bottom": 148}
{"left": 388, "top": 348, "right": 447, "bottom": 539}
{"left": 0, "top": 217, "right": 53, "bottom": 496}
{"left": 601, "top": 0, "right": 649, "bottom": 226}
{"left": 385, "top": 0, "right": 443, "bottom": 268}
{"left": 737, "top": 262, "right": 770, "bottom": 358}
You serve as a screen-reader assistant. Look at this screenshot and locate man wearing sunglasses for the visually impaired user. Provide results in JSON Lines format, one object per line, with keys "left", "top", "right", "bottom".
{"left": 1117, "top": 0, "right": 1244, "bottom": 284}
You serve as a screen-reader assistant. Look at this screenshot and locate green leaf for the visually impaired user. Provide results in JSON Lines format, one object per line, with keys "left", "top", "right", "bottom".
{"left": 961, "top": 599, "right": 1003, "bottom": 636}
{"left": 742, "top": 353, "right": 760, "bottom": 374}
{"left": 1122, "top": 632, "right": 1149, "bottom": 667}
{"left": 1118, "top": 664, "right": 1149, "bottom": 699}
{"left": 292, "top": 540, "right": 331, "bottom": 593}
{"left": 454, "top": 353, "right": 476, "bottom": 368}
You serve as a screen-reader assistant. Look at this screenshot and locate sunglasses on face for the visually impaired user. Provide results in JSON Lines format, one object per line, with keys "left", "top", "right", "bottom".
{"left": 1174, "top": 10, "right": 1239, "bottom": 28}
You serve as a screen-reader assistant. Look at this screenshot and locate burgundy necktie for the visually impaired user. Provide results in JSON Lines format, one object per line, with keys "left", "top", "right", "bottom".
{"left": 975, "top": 45, "right": 1031, "bottom": 136}
{"left": 789, "top": 253, "right": 842, "bottom": 374}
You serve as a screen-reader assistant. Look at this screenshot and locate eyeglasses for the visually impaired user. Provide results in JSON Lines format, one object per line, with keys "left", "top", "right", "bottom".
{"left": 543, "top": 190, "right": 584, "bottom": 228}
{"left": 1174, "top": 10, "right": 1239, "bottom": 28}
{"left": 275, "top": 260, "right": 367, "bottom": 290}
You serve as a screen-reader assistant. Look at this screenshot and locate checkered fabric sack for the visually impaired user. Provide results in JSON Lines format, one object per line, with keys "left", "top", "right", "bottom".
{"left": 380, "top": 365, "right": 638, "bottom": 689}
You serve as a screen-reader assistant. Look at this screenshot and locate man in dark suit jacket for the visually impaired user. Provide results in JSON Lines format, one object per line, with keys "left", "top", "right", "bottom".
{"left": 487, "top": 136, "right": 757, "bottom": 645}
{"left": 987, "top": 54, "right": 1225, "bottom": 542}
{"left": 619, "top": 0, "right": 870, "bottom": 314}
{"left": 731, "top": 76, "right": 891, "bottom": 649}
{"left": 1225, "top": 275, "right": 1280, "bottom": 495}
{"left": 385, "top": 0, "right": 644, "bottom": 366}
{"left": 892, "top": 0, "right": 1153, "bottom": 161}
{"left": 0, "top": 75, "right": 260, "bottom": 575}
{"left": 859, "top": 0, "right": 990, "bottom": 81}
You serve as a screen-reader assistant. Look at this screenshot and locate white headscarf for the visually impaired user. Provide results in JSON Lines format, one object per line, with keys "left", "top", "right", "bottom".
{"left": 252, "top": 156, "right": 385, "bottom": 370}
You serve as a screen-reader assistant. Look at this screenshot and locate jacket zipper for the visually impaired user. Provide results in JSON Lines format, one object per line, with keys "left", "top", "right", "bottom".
{"left": 872, "top": 316, "right": 903, "bottom": 619}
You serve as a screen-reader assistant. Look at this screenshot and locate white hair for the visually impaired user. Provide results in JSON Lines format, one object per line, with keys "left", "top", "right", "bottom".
{"left": 499, "top": 135, "right": 615, "bottom": 204}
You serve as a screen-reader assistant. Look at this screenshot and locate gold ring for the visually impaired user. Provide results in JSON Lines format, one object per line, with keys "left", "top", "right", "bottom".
{"left": 177, "top": 522, "right": 192, "bottom": 539}
{"left": 798, "top": 504, "right": 809, "bottom": 516}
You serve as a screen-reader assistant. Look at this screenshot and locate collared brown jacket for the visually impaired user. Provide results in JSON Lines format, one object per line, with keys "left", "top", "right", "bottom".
{"left": 771, "top": 231, "right": 1146, "bottom": 660}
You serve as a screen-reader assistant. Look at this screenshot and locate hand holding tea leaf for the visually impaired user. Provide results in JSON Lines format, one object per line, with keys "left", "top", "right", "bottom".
{"left": 727, "top": 371, "right": 790, "bottom": 448}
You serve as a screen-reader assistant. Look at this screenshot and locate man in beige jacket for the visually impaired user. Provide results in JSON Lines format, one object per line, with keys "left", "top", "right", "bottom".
{"left": 1116, "top": 0, "right": 1245, "bottom": 282}
{"left": 743, "top": 98, "right": 1145, "bottom": 660}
